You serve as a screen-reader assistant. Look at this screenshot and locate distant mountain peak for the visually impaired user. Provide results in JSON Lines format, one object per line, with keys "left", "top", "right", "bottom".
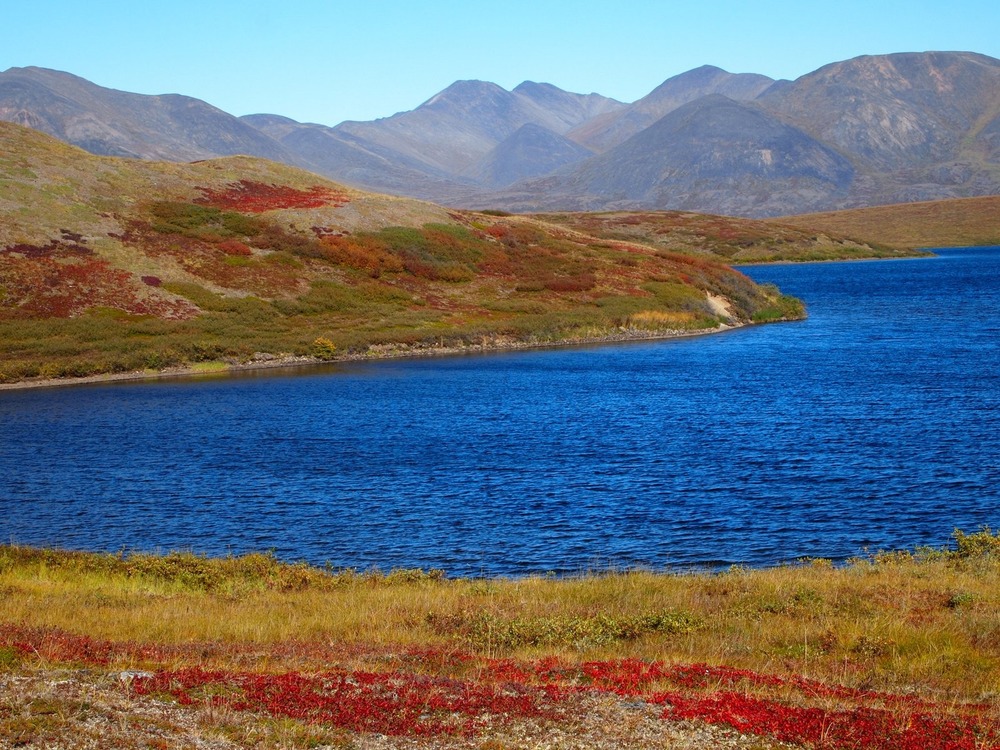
{"left": 513, "top": 80, "right": 557, "bottom": 93}
{"left": 419, "top": 79, "right": 509, "bottom": 108}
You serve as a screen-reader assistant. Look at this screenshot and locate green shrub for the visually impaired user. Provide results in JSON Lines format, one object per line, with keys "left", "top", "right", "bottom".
{"left": 751, "top": 288, "right": 806, "bottom": 322}
{"left": 149, "top": 201, "right": 266, "bottom": 241}
{"left": 311, "top": 337, "right": 338, "bottom": 360}
{"left": 952, "top": 527, "right": 1000, "bottom": 559}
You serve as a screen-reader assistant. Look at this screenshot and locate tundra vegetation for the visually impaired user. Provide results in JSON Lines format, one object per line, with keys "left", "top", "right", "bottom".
{"left": 531, "top": 211, "right": 925, "bottom": 264}
{"left": 1, "top": 120, "right": 874, "bottom": 388}
{"left": 769, "top": 196, "right": 1000, "bottom": 250}
{"left": 2, "top": 530, "right": 1000, "bottom": 748}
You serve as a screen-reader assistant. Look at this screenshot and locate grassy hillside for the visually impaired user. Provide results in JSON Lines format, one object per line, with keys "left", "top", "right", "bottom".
{"left": 532, "top": 210, "right": 926, "bottom": 263}
{"left": 0, "top": 122, "right": 803, "bottom": 385}
{"left": 772, "top": 196, "right": 1000, "bottom": 249}
{"left": 2, "top": 532, "right": 1000, "bottom": 748}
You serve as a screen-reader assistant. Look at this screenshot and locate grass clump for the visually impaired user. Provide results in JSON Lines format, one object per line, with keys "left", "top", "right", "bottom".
{"left": 952, "top": 526, "right": 1000, "bottom": 559}
{"left": 0, "top": 547, "right": 341, "bottom": 595}
{"left": 149, "top": 201, "right": 265, "bottom": 241}
{"left": 750, "top": 284, "right": 806, "bottom": 322}
{"left": 427, "top": 610, "right": 701, "bottom": 652}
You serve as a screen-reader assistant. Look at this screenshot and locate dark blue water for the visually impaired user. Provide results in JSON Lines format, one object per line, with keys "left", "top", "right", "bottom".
{"left": 2, "top": 248, "right": 999, "bottom": 576}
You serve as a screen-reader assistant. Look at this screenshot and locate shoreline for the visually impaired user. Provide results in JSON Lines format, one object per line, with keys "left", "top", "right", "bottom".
{"left": 0, "top": 321, "right": 751, "bottom": 392}
{"left": 732, "top": 249, "right": 937, "bottom": 267}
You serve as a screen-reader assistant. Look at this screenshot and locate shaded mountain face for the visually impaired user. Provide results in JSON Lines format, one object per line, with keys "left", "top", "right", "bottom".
{"left": 466, "top": 123, "right": 594, "bottom": 188}
{"left": 981, "top": 113, "right": 1000, "bottom": 151}
{"left": 0, "top": 66, "right": 294, "bottom": 163}
{"left": 569, "top": 65, "right": 775, "bottom": 153}
{"left": 491, "top": 96, "right": 855, "bottom": 216}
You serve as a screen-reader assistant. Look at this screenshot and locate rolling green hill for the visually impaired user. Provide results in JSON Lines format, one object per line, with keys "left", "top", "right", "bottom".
{"left": 531, "top": 210, "right": 924, "bottom": 263}
{"left": 0, "top": 122, "right": 802, "bottom": 385}
{"left": 770, "top": 196, "right": 1000, "bottom": 249}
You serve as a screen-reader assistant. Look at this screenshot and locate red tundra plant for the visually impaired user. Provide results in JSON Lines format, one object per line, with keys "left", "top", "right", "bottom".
{"left": 570, "top": 661, "right": 1000, "bottom": 750}
{"left": 1, "top": 239, "right": 91, "bottom": 258}
{"left": 133, "top": 667, "right": 562, "bottom": 737}
{"left": 4, "top": 625, "right": 997, "bottom": 749}
{"left": 0, "top": 254, "right": 197, "bottom": 319}
{"left": 658, "top": 691, "right": 1000, "bottom": 750}
{"left": 217, "top": 239, "right": 252, "bottom": 256}
{"left": 0, "top": 625, "right": 183, "bottom": 665}
{"left": 194, "top": 180, "right": 349, "bottom": 212}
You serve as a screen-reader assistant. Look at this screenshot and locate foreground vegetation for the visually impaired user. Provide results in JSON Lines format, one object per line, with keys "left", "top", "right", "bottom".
{"left": 2, "top": 530, "right": 1000, "bottom": 748}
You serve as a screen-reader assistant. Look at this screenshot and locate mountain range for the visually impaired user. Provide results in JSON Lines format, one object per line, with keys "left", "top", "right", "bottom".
{"left": 2, "top": 51, "right": 999, "bottom": 217}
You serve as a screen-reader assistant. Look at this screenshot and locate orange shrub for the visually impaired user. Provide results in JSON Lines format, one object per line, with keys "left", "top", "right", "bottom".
{"left": 218, "top": 239, "right": 252, "bottom": 256}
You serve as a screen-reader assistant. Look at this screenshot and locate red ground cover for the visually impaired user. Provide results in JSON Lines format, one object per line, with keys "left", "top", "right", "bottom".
{"left": 2, "top": 624, "right": 997, "bottom": 748}
{"left": 194, "top": 180, "right": 349, "bottom": 212}
{"left": 133, "top": 667, "right": 561, "bottom": 737}
{"left": 0, "top": 247, "right": 196, "bottom": 319}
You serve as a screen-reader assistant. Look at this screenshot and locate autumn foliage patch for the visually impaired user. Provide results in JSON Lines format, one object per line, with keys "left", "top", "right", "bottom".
{"left": 194, "top": 180, "right": 349, "bottom": 213}
{"left": 577, "top": 660, "right": 1000, "bottom": 750}
{"left": 133, "top": 667, "right": 560, "bottom": 737}
{"left": 0, "top": 241, "right": 195, "bottom": 319}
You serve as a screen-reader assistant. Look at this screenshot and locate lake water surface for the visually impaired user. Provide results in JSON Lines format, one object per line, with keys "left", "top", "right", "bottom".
{"left": 2, "top": 248, "right": 999, "bottom": 576}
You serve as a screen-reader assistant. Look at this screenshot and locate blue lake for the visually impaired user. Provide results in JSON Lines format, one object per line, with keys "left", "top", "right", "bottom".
{"left": 2, "top": 247, "right": 999, "bottom": 576}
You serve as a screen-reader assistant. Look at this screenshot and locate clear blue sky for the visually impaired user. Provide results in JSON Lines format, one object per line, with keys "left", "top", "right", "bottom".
{"left": 6, "top": 0, "right": 998, "bottom": 126}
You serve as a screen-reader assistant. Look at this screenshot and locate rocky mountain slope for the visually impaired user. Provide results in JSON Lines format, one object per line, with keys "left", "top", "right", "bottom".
{"left": 0, "top": 66, "right": 294, "bottom": 163}
{"left": 494, "top": 95, "right": 857, "bottom": 216}
{"left": 3, "top": 52, "right": 998, "bottom": 217}
{"left": 467, "top": 122, "right": 595, "bottom": 188}
{"left": 494, "top": 52, "right": 1000, "bottom": 215}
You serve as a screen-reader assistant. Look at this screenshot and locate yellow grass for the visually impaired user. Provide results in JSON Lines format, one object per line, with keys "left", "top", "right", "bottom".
{"left": 774, "top": 196, "right": 1000, "bottom": 249}
{"left": 627, "top": 310, "right": 698, "bottom": 329}
{"left": 2, "top": 536, "right": 999, "bottom": 699}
